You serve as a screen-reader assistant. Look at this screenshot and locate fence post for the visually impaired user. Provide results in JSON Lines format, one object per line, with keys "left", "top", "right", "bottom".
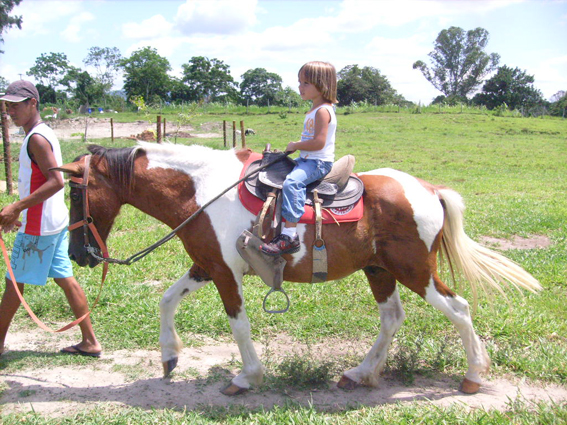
{"left": 110, "top": 117, "right": 114, "bottom": 142}
{"left": 223, "top": 120, "right": 227, "bottom": 147}
{"left": 157, "top": 115, "right": 162, "bottom": 143}
{"left": 232, "top": 121, "right": 236, "bottom": 148}
{"left": 240, "top": 120, "right": 246, "bottom": 148}
{"left": 0, "top": 101, "right": 13, "bottom": 195}
{"left": 163, "top": 118, "right": 166, "bottom": 139}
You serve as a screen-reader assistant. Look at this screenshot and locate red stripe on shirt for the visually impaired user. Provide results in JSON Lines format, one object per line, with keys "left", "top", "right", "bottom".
{"left": 25, "top": 161, "right": 46, "bottom": 236}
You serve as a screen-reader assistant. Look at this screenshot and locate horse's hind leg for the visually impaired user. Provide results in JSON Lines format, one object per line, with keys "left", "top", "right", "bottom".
{"left": 339, "top": 266, "right": 405, "bottom": 389}
{"left": 160, "top": 264, "right": 211, "bottom": 377}
{"left": 424, "top": 277, "right": 490, "bottom": 393}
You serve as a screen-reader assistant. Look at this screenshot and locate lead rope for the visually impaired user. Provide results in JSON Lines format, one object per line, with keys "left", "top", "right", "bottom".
{"left": 87, "top": 151, "right": 293, "bottom": 266}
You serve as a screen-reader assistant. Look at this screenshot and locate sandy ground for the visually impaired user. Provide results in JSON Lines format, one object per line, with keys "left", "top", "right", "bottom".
{"left": 1, "top": 328, "right": 566, "bottom": 417}
{"left": 4, "top": 117, "right": 222, "bottom": 143}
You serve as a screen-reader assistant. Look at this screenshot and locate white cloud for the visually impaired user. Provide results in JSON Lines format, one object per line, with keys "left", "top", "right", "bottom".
{"left": 260, "top": 19, "right": 334, "bottom": 52}
{"left": 175, "top": 0, "right": 258, "bottom": 35}
{"left": 122, "top": 15, "right": 174, "bottom": 40}
{"left": 531, "top": 55, "right": 567, "bottom": 98}
{"left": 125, "top": 36, "right": 188, "bottom": 59}
{"left": 315, "top": 0, "right": 525, "bottom": 33}
{"left": 9, "top": 0, "right": 83, "bottom": 38}
{"left": 60, "top": 12, "right": 96, "bottom": 43}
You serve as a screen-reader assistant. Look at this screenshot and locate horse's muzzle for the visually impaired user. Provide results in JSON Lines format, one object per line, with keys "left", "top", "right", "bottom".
{"left": 69, "top": 251, "right": 100, "bottom": 268}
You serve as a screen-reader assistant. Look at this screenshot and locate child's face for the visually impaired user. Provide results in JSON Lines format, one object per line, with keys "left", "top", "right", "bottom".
{"left": 298, "top": 73, "right": 321, "bottom": 101}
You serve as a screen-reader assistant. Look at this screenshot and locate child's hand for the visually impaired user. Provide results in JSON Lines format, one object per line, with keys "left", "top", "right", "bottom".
{"left": 286, "top": 141, "right": 298, "bottom": 153}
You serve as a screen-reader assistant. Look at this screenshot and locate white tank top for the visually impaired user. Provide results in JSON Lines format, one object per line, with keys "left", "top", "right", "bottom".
{"left": 299, "top": 104, "right": 336, "bottom": 162}
{"left": 18, "top": 123, "right": 68, "bottom": 236}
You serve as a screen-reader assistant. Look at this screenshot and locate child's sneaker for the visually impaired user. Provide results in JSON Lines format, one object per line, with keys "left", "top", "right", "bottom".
{"left": 260, "top": 234, "right": 300, "bottom": 256}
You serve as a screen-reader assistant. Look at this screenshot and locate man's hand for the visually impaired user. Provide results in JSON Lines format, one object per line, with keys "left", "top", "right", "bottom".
{"left": 0, "top": 203, "right": 22, "bottom": 228}
{"left": 0, "top": 220, "right": 22, "bottom": 233}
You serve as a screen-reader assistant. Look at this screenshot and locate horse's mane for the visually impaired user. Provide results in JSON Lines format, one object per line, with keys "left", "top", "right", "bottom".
{"left": 86, "top": 144, "right": 144, "bottom": 193}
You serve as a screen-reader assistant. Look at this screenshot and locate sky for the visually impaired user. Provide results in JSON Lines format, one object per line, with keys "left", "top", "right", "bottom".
{"left": 1, "top": 0, "right": 566, "bottom": 104}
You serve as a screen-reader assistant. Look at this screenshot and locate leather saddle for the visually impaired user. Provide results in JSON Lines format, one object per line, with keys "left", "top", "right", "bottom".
{"left": 244, "top": 150, "right": 364, "bottom": 208}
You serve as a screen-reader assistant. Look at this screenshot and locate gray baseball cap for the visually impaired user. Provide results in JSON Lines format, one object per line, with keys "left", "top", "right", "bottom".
{"left": 0, "top": 80, "right": 40, "bottom": 103}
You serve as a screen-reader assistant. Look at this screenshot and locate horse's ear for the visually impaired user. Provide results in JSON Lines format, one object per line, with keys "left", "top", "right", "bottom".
{"left": 51, "top": 161, "right": 84, "bottom": 177}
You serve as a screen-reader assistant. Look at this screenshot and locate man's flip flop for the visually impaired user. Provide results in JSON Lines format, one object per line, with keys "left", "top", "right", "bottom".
{"left": 60, "top": 344, "right": 101, "bottom": 358}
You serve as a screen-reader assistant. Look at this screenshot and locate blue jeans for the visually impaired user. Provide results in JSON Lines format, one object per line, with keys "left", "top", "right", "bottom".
{"left": 281, "top": 158, "right": 333, "bottom": 223}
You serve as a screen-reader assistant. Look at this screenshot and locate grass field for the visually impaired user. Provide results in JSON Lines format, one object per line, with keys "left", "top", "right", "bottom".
{"left": 0, "top": 109, "right": 566, "bottom": 423}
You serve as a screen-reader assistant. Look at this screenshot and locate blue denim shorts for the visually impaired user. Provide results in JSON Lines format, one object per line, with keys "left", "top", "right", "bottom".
{"left": 6, "top": 230, "right": 73, "bottom": 286}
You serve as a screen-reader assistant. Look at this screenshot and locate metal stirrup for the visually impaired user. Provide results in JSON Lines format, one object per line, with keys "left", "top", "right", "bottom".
{"left": 263, "top": 287, "right": 290, "bottom": 314}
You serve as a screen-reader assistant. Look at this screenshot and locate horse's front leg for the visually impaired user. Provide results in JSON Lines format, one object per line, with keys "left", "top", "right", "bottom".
{"left": 214, "top": 275, "right": 263, "bottom": 396}
{"left": 160, "top": 264, "right": 211, "bottom": 377}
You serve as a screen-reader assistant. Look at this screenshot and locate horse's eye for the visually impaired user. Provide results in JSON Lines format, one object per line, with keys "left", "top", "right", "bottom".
{"left": 70, "top": 192, "right": 81, "bottom": 202}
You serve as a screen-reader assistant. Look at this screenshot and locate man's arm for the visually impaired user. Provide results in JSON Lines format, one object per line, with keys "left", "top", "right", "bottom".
{"left": 0, "top": 134, "right": 64, "bottom": 227}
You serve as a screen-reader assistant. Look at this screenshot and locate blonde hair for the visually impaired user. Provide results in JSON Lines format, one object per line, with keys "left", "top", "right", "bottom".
{"left": 298, "top": 61, "right": 338, "bottom": 104}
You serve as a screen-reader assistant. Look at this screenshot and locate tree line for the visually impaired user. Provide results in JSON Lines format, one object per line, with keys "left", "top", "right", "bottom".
{"left": 1, "top": 0, "right": 565, "bottom": 117}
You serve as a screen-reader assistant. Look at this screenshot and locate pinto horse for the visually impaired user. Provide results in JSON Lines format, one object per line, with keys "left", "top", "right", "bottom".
{"left": 55, "top": 142, "right": 541, "bottom": 396}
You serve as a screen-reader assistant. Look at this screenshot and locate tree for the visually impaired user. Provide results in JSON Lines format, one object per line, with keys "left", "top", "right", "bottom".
{"left": 120, "top": 46, "right": 171, "bottom": 103}
{"left": 27, "top": 52, "right": 72, "bottom": 89}
{"left": 0, "top": 75, "right": 8, "bottom": 91}
{"left": 181, "top": 56, "right": 238, "bottom": 103}
{"left": 549, "top": 91, "right": 567, "bottom": 117}
{"left": 83, "top": 46, "right": 122, "bottom": 99}
{"left": 60, "top": 67, "right": 102, "bottom": 106}
{"left": 0, "top": 0, "right": 22, "bottom": 54}
{"left": 35, "top": 83, "right": 57, "bottom": 104}
{"left": 337, "top": 65, "right": 398, "bottom": 106}
{"left": 275, "top": 86, "right": 303, "bottom": 108}
{"left": 169, "top": 77, "right": 193, "bottom": 103}
{"left": 413, "top": 27, "right": 500, "bottom": 98}
{"left": 472, "top": 65, "right": 544, "bottom": 111}
{"left": 240, "top": 68, "right": 282, "bottom": 106}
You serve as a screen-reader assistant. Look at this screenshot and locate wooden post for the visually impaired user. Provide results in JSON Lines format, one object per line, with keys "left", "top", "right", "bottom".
{"left": 163, "top": 118, "right": 166, "bottom": 139}
{"left": 240, "top": 120, "right": 245, "bottom": 148}
{"left": 110, "top": 117, "right": 114, "bottom": 142}
{"left": 232, "top": 121, "right": 236, "bottom": 148}
{"left": 223, "top": 120, "right": 227, "bottom": 147}
{"left": 0, "top": 101, "right": 13, "bottom": 195}
{"left": 157, "top": 115, "right": 162, "bottom": 143}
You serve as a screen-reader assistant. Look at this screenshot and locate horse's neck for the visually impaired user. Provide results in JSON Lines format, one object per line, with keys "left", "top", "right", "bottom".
{"left": 127, "top": 168, "right": 198, "bottom": 230}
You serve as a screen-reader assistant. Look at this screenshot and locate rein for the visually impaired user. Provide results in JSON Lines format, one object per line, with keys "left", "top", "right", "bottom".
{"left": 70, "top": 150, "right": 292, "bottom": 267}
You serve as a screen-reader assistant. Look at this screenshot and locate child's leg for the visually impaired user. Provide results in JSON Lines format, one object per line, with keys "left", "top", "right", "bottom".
{"left": 281, "top": 158, "right": 326, "bottom": 225}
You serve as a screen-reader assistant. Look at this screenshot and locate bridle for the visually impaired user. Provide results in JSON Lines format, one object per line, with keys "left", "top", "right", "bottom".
{"left": 67, "top": 154, "right": 109, "bottom": 283}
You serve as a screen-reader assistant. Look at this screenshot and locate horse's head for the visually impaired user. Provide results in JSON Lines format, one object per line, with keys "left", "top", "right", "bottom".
{"left": 53, "top": 148, "right": 125, "bottom": 268}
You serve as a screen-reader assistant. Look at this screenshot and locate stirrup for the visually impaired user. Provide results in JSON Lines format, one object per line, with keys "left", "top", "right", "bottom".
{"left": 263, "top": 287, "right": 290, "bottom": 314}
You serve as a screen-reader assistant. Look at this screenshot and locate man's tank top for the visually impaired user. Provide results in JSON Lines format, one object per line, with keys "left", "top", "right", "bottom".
{"left": 18, "top": 123, "right": 68, "bottom": 235}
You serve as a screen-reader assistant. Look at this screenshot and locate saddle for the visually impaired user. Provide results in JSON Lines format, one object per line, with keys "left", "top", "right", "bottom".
{"left": 244, "top": 149, "right": 364, "bottom": 209}
{"left": 236, "top": 147, "right": 365, "bottom": 305}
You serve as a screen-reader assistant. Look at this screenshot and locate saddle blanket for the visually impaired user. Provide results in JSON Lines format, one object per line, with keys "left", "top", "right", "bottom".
{"left": 238, "top": 152, "right": 364, "bottom": 224}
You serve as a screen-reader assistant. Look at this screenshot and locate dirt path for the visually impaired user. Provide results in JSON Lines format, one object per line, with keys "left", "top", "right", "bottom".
{"left": 1, "top": 329, "right": 565, "bottom": 417}
{"left": 5, "top": 118, "right": 222, "bottom": 142}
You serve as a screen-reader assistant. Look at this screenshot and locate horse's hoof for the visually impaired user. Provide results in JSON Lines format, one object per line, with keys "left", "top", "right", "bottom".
{"left": 220, "top": 383, "right": 248, "bottom": 396}
{"left": 337, "top": 375, "right": 359, "bottom": 391}
{"left": 162, "top": 357, "right": 178, "bottom": 378}
{"left": 459, "top": 377, "right": 481, "bottom": 394}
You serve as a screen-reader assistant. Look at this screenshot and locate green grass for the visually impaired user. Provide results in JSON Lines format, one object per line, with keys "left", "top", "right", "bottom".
{"left": 1, "top": 400, "right": 566, "bottom": 424}
{"left": 0, "top": 110, "right": 565, "bottom": 422}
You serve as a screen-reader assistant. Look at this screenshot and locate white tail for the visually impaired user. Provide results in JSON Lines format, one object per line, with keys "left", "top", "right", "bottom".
{"left": 437, "top": 188, "right": 542, "bottom": 307}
